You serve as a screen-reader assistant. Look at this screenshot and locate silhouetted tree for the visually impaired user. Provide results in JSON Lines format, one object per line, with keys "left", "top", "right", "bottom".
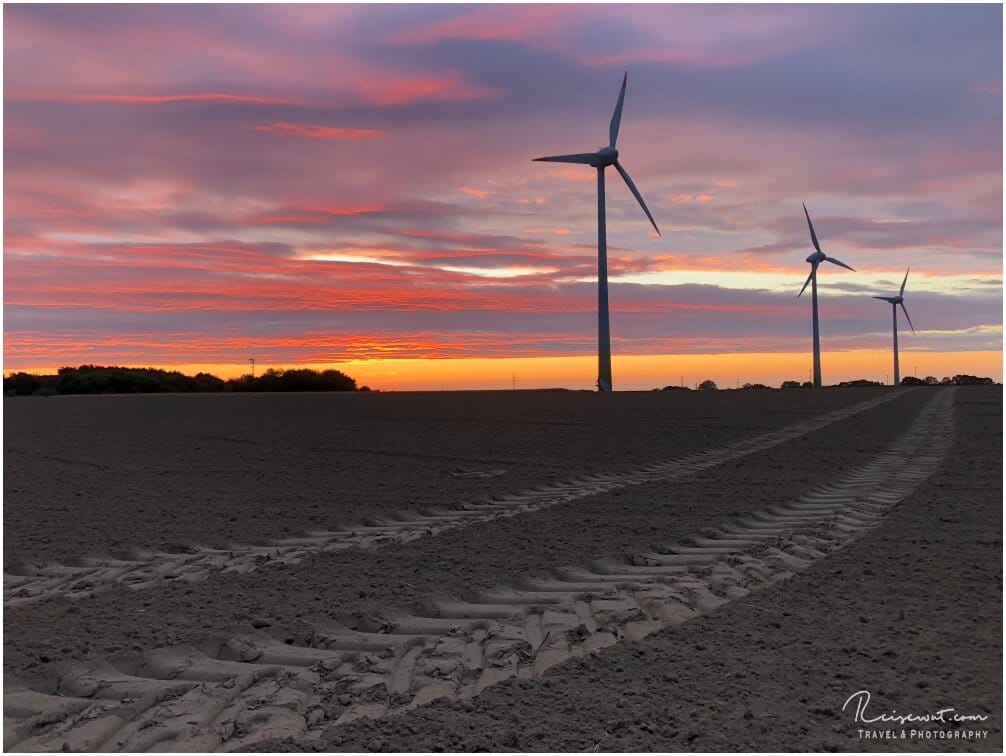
{"left": 4, "top": 365, "right": 361, "bottom": 395}
{"left": 780, "top": 380, "right": 803, "bottom": 389}
{"left": 950, "top": 374, "right": 994, "bottom": 385}
{"left": 698, "top": 379, "right": 718, "bottom": 391}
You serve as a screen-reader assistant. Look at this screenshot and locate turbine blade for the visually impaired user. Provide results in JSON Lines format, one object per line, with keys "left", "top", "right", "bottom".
{"left": 614, "top": 161, "right": 660, "bottom": 235}
{"left": 609, "top": 72, "right": 627, "bottom": 147}
{"left": 533, "top": 153, "right": 597, "bottom": 165}
{"left": 803, "top": 202, "right": 822, "bottom": 253}
{"left": 872, "top": 296, "right": 892, "bottom": 301}
{"left": 900, "top": 302, "right": 916, "bottom": 333}
{"left": 824, "top": 255, "right": 855, "bottom": 272}
{"left": 900, "top": 267, "right": 910, "bottom": 297}
{"left": 798, "top": 269, "right": 814, "bottom": 298}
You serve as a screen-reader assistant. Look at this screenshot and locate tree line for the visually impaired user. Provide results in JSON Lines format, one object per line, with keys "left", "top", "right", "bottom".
{"left": 663, "top": 374, "right": 996, "bottom": 391}
{"left": 3, "top": 365, "right": 366, "bottom": 396}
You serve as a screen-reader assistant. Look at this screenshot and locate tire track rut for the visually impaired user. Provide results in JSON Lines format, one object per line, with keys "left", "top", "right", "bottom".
{"left": 4, "top": 392, "right": 906, "bottom": 608}
{"left": 3, "top": 389, "right": 954, "bottom": 752}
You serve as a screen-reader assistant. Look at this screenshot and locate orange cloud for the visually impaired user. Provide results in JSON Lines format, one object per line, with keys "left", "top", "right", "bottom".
{"left": 251, "top": 122, "right": 385, "bottom": 140}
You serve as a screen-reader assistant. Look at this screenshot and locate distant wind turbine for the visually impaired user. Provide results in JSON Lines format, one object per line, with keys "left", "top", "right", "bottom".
{"left": 797, "top": 203, "right": 855, "bottom": 388}
{"left": 533, "top": 72, "right": 660, "bottom": 392}
{"left": 872, "top": 268, "right": 916, "bottom": 386}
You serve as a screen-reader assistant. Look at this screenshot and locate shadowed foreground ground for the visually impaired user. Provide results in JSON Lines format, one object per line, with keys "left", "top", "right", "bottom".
{"left": 2, "top": 387, "right": 1000, "bottom": 751}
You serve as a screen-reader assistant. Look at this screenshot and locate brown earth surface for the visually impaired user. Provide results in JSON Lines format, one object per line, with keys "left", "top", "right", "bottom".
{"left": 4, "top": 387, "right": 893, "bottom": 565}
{"left": 5, "top": 387, "right": 920, "bottom": 675}
{"left": 272, "top": 385, "right": 1004, "bottom": 753}
{"left": 3, "top": 386, "right": 1000, "bottom": 752}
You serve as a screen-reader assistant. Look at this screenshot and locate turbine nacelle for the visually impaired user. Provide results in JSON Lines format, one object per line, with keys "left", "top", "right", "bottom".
{"left": 873, "top": 268, "right": 914, "bottom": 332}
{"left": 805, "top": 251, "right": 826, "bottom": 264}
{"left": 531, "top": 71, "right": 661, "bottom": 393}
{"left": 532, "top": 73, "right": 660, "bottom": 236}
{"left": 596, "top": 145, "right": 618, "bottom": 166}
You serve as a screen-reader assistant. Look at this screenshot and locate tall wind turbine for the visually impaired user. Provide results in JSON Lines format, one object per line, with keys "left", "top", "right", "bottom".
{"left": 797, "top": 203, "right": 855, "bottom": 388}
{"left": 873, "top": 268, "right": 915, "bottom": 386}
{"left": 533, "top": 73, "right": 660, "bottom": 392}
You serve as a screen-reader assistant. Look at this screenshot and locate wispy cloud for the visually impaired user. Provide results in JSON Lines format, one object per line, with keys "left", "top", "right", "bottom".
{"left": 250, "top": 122, "right": 385, "bottom": 140}
{"left": 6, "top": 91, "right": 298, "bottom": 106}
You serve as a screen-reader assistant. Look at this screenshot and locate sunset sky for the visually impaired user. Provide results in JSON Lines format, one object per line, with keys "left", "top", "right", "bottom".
{"left": 4, "top": 4, "right": 1003, "bottom": 390}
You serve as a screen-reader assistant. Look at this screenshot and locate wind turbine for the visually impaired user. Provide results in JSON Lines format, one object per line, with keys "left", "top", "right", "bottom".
{"left": 872, "top": 268, "right": 915, "bottom": 386}
{"left": 797, "top": 203, "right": 855, "bottom": 388}
{"left": 533, "top": 72, "right": 660, "bottom": 392}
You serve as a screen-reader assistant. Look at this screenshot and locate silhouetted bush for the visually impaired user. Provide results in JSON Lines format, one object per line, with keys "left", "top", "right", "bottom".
{"left": 4, "top": 365, "right": 360, "bottom": 395}
{"left": 698, "top": 379, "right": 718, "bottom": 391}
{"left": 837, "top": 379, "right": 884, "bottom": 387}
{"left": 660, "top": 385, "right": 692, "bottom": 391}
{"left": 780, "top": 380, "right": 803, "bottom": 389}
{"left": 741, "top": 383, "right": 771, "bottom": 390}
{"left": 901, "top": 376, "right": 925, "bottom": 386}
{"left": 949, "top": 374, "right": 995, "bottom": 385}
{"left": 235, "top": 368, "right": 357, "bottom": 392}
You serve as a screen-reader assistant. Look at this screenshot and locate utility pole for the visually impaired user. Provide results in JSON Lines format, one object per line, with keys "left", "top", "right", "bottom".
{"left": 250, "top": 358, "right": 255, "bottom": 378}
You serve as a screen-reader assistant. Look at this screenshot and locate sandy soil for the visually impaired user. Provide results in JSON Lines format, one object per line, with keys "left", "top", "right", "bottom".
{"left": 4, "top": 388, "right": 924, "bottom": 677}
{"left": 274, "top": 386, "right": 1003, "bottom": 753}
{"left": 3, "top": 386, "right": 999, "bottom": 752}
{"left": 4, "top": 388, "right": 890, "bottom": 565}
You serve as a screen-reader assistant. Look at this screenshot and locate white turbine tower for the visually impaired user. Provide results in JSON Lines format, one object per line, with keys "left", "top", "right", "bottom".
{"left": 797, "top": 203, "right": 855, "bottom": 388}
{"left": 533, "top": 72, "right": 660, "bottom": 392}
{"left": 873, "top": 268, "right": 916, "bottom": 386}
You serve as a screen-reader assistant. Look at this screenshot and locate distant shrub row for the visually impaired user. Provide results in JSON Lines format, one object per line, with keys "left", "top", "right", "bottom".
{"left": 661, "top": 374, "right": 996, "bottom": 391}
{"left": 3, "top": 365, "right": 366, "bottom": 396}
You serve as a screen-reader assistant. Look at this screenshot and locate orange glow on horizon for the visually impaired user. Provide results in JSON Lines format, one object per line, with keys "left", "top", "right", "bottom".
{"left": 6, "top": 350, "right": 1001, "bottom": 392}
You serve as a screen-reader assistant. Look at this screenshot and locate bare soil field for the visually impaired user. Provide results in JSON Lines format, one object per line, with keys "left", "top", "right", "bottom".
{"left": 304, "top": 386, "right": 1001, "bottom": 753}
{"left": 2, "top": 386, "right": 1000, "bottom": 752}
{"left": 5, "top": 387, "right": 891, "bottom": 565}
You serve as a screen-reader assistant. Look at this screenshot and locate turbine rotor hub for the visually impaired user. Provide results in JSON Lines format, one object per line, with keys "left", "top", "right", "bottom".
{"left": 806, "top": 251, "right": 825, "bottom": 264}
{"left": 597, "top": 146, "right": 618, "bottom": 166}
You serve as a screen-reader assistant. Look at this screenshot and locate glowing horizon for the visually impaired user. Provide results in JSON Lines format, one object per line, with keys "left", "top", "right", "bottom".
{"left": 6, "top": 350, "right": 1002, "bottom": 393}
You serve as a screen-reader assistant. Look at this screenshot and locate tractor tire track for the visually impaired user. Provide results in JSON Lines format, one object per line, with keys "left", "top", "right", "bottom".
{"left": 3, "top": 389, "right": 954, "bottom": 752}
{"left": 3, "top": 392, "right": 906, "bottom": 608}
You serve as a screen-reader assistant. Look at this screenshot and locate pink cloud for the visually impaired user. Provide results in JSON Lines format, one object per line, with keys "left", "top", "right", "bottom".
{"left": 971, "top": 82, "right": 1002, "bottom": 95}
{"left": 362, "top": 70, "right": 499, "bottom": 106}
{"left": 6, "top": 91, "right": 298, "bottom": 106}
{"left": 251, "top": 122, "right": 385, "bottom": 140}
